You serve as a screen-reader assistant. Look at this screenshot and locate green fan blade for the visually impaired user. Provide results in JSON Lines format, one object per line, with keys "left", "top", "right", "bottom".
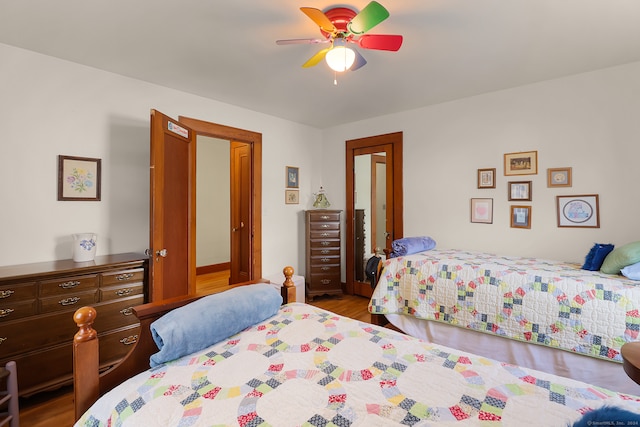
{"left": 347, "top": 1, "right": 389, "bottom": 35}
{"left": 302, "top": 48, "right": 330, "bottom": 68}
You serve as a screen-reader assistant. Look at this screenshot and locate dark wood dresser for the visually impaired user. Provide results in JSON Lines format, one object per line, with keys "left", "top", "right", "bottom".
{"left": 0, "top": 253, "right": 147, "bottom": 397}
{"left": 305, "top": 210, "right": 343, "bottom": 301}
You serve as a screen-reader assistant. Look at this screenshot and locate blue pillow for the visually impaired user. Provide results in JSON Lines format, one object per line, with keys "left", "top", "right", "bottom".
{"left": 622, "top": 261, "right": 640, "bottom": 280}
{"left": 582, "top": 243, "right": 614, "bottom": 271}
{"left": 149, "top": 283, "right": 282, "bottom": 367}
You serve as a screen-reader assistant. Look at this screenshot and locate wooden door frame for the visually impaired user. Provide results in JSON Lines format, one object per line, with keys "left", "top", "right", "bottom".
{"left": 345, "top": 132, "right": 403, "bottom": 295}
{"left": 178, "top": 116, "right": 262, "bottom": 280}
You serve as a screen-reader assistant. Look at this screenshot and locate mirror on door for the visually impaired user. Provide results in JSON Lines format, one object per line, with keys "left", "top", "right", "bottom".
{"left": 353, "top": 152, "right": 387, "bottom": 282}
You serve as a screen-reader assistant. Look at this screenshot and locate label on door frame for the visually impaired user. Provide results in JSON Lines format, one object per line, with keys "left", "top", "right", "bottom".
{"left": 168, "top": 121, "right": 189, "bottom": 139}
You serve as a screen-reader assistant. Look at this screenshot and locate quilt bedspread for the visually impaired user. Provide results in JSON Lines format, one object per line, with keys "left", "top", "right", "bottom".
{"left": 369, "top": 249, "right": 640, "bottom": 363}
{"left": 76, "top": 303, "right": 640, "bottom": 426}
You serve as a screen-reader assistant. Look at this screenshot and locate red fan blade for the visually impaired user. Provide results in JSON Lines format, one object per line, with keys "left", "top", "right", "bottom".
{"left": 300, "top": 7, "right": 336, "bottom": 33}
{"left": 355, "top": 34, "right": 403, "bottom": 51}
{"left": 276, "top": 38, "right": 330, "bottom": 45}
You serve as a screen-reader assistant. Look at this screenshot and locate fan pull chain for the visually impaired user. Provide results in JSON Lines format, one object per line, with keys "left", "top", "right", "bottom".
{"left": 334, "top": 70, "right": 338, "bottom": 86}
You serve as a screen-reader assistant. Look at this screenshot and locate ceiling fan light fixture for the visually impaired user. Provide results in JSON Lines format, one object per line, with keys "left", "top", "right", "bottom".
{"left": 325, "top": 39, "right": 355, "bottom": 72}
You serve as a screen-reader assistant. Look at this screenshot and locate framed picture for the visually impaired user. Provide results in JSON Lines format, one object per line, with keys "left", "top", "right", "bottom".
{"left": 286, "top": 166, "right": 299, "bottom": 188}
{"left": 477, "top": 168, "right": 496, "bottom": 189}
{"left": 556, "top": 194, "right": 600, "bottom": 228}
{"left": 504, "top": 151, "right": 538, "bottom": 176}
{"left": 508, "top": 181, "right": 532, "bottom": 201}
{"left": 470, "top": 198, "right": 493, "bottom": 224}
{"left": 285, "top": 189, "right": 299, "bottom": 204}
{"left": 57, "top": 155, "right": 101, "bottom": 201}
{"left": 547, "top": 167, "right": 572, "bottom": 187}
{"left": 510, "top": 205, "right": 531, "bottom": 229}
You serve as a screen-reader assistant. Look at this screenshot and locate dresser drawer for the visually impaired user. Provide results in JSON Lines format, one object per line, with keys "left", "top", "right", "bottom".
{"left": 0, "top": 282, "right": 36, "bottom": 302}
{"left": 39, "top": 274, "right": 98, "bottom": 296}
{"left": 309, "top": 221, "right": 340, "bottom": 231}
{"left": 309, "top": 229, "right": 340, "bottom": 240}
{"left": 310, "top": 247, "right": 340, "bottom": 257}
{"left": 101, "top": 267, "right": 145, "bottom": 287}
{"left": 94, "top": 295, "right": 144, "bottom": 332}
{"left": 309, "top": 274, "right": 341, "bottom": 288}
{"left": 308, "top": 212, "right": 341, "bottom": 222}
{"left": 39, "top": 289, "right": 98, "bottom": 314}
{"left": 0, "top": 299, "right": 37, "bottom": 322}
{"left": 0, "top": 311, "right": 78, "bottom": 358}
{"left": 100, "top": 282, "right": 144, "bottom": 302}
{"left": 309, "top": 265, "right": 341, "bottom": 277}
{"left": 310, "top": 255, "right": 340, "bottom": 266}
{"left": 309, "top": 238, "right": 341, "bottom": 249}
{"left": 99, "top": 325, "right": 140, "bottom": 366}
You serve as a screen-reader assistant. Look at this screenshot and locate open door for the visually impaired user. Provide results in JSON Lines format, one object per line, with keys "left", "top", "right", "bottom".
{"left": 230, "top": 141, "right": 252, "bottom": 284}
{"left": 149, "top": 109, "right": 196, "bottom": 301}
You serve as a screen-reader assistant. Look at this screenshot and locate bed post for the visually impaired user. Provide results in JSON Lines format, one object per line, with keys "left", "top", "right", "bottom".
{"left": 73, "top": 306, "right": 100, "bottom": 421}
{"left": 281, "top": 265, "right": 296, "bottom": 303}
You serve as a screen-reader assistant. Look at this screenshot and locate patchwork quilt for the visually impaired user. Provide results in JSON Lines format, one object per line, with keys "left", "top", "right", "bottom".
{"left": 369, "top": 249, "right": 640, "bottom": 362}
{"left": 76, "top": 303, "right": 640, "bottom": 426}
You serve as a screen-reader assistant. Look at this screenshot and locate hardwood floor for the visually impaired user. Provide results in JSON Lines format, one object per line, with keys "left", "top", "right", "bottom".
{"left": 18, "top": 272, "right": 373, "bottom": 426}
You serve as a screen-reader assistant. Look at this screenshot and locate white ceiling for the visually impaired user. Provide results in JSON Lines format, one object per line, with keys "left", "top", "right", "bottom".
{"left": 2, "top": 0, "right": 640, "bottom": 129}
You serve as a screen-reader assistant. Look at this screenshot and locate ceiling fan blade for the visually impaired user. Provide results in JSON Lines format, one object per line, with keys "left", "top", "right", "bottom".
{"left": 302, "top": 48, "right": 331, "bottom": 68}
{"left": 355, "top": 34, "right": 403, "bottom": 51}
{"left": 347, "top": 1, "right": 389, "bottom": 35}
{"left": 350, "top": 50, "right": 367, "bottom": 71}
{"left": 300, "top": 7, "right": 336, "bottom": 33}
{"left": 276, "top": 38, "right": 330, "bottom": 45}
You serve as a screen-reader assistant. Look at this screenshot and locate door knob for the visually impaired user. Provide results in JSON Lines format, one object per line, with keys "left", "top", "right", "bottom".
{"left": 156, "top": 249, "right": 168, "bottom": 257}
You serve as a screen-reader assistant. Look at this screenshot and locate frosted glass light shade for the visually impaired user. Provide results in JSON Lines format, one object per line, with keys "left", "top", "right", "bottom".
{"left": 325, "top": 45, "right": 355, "bottom": 72}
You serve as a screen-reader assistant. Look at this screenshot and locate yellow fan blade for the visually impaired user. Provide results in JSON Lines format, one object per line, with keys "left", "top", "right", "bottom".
{"left": 302, "top": 48, "right": 330, "bottom": 68}
{"left": 300, "top": 7, "right": 336, "bottom": 33}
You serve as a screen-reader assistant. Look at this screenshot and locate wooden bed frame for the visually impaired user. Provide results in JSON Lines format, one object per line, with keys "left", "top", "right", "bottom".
{"left": 72, "top": 266, "right": 297, "bottom": 421}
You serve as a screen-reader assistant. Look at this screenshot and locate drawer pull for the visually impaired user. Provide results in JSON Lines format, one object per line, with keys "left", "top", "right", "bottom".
{"left": 321, "top": 250, "right": 330, "bottom": 254}
{"left": 321, "top": 224, "right": 329, "bottom": 228}
{"left": 116, "top": 273, "right": 134, "bottom": 281}
{"left": 320, "top": 215, "right": 330, "bottom": 219}
{"left": 321, "top": 233, "right": 329, "bottom": 237}
{"left": 321, "top": 279, "right": 331, "bottom": 285}
{"left": 321, "top": 267, "right": 330, "bottom": 271}
{"left": 120, "top": 335, "right": 138, "bottom": 346}
{"left": 116, "top": 288, "right": 132, "bottom": 296}
{"left": 0, "top": 290, "right": 14, "bottom": 299}
{"left": 59, "top": 281, "right": 81, "bottom": 289}
{"left": 320, "top": 241, "right": 330, "bottom": 246}
{"left": 120, "top": 307, "right": 134, "bottom": 316}
{"left": 0, "top": 308, "right": 14, "bottom": 318}
{"left": 321, "top": 258, "right": 330, "bottom": 262}
{"left": 59, "top": 297, "right": 80, "bottom": 306}
{"left": 0, "top": 337, "right": 6, "bottom": 345}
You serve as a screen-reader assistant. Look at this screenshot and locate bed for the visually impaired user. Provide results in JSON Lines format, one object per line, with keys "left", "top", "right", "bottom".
{"left": 368, "top": 248, "right": 640, "bottom": 395}
{"left": 71, "top": 267, "right": 640, "bottom": 426}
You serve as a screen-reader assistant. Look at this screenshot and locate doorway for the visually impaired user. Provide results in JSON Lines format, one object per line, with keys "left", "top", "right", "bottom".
{"left": 345, "top": 132, "right": 403, "bottom": 297}
{"left": 179, "top": 116, "right": 263, "bottom": 283}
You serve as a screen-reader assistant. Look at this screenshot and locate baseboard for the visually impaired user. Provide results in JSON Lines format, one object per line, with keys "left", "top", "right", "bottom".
{"left": 196, "top": 262, "right": 231, "bottom": 275}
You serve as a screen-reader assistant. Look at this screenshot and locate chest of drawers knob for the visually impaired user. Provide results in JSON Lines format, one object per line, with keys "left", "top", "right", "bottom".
{"left": 58, "top": 297, "right": 80, "bottom": 306}
{"left": 0, "top": 308, "right": 14, "bottom": 318}
{"left": 0, "top": 290, "right": 14, "bottom": 299}
{"left": 59, "top": 281, "right": 80, "bottom": 289}
{"left": 120, "top": 335, "right": 138, "bottom": 346}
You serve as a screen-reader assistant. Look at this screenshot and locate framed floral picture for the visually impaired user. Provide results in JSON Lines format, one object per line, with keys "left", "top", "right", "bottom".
{"left": 285, "top": 189, "right": 299, "bottom": 204}
{"left": 57, "top": 155, "right": 101, "bottom": 201}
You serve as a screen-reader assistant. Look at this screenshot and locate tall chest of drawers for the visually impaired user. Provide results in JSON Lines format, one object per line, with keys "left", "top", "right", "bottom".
{"left": 0, "top": 253, "right": 147, "bottom": 397}
{"left": 305, "top": 210, "right": 343, "bottom": 301}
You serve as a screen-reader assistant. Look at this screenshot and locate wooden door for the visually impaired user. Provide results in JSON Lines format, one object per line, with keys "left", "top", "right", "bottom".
{"left": 149, "top": 109, "right": 196, "bottom": 301}
{"left": 346, "top": 132, "right": 403, "bottom": 297}
{"left": 230, "top": 141, "right": 251, "bottom": 284}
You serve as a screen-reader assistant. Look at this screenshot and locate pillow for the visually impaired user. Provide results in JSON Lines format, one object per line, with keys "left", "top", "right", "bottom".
{"left": 622, "top": 261, "right": 640, "bottom": 280}
{"left": 601, "top": 241, "right": 640, "bottom": 275}
{"left": 390, "top": 236, "right": 436, "bottom": 258}
{"left": 581, "top": 243, "right": 614, "bottom": 271}
{"left": 149, "top": 283, "right": 282, "bottom": 367}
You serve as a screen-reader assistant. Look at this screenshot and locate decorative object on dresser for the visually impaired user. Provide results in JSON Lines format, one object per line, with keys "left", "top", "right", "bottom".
{"left": 305, "top": 210, "right": 342, "bottom": 301}
{"left": 0, "top": 253, "right": 147, "bottom": 397}
{"left": 72, "top": 233, "right": 98, "bottom": 262}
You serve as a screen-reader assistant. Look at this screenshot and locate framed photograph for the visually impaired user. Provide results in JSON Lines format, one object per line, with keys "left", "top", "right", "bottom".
{"left": 547, "top": 167, "right": 572, "bottom": 187}
{"left": 470, "top": 198, "right": 493, "bottom": 224}
{"left": 286, "top": 166, "right": 299, "bottom": 188}
{"left": 477, "top": 168, "right": 496, "bottom": 189}
{"left": 504, "top": 151, "right": 538, "bottom": 176}
{"left": 510, "top": 205, "right": 531, "bottom": 229}
{"left": 57, "top": 155, "right": 101, "bottom": 201}
{"left": 556, "top": 194, "right": 600, "bottom": 228}
{"left": 285, "top": 189, "right": 299, "bottom": 204}
{"left": 508, "top": 181, "right": 532, "bottom": 201}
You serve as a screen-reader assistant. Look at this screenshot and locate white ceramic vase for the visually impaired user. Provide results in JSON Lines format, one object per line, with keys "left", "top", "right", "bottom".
{"left": 72, "top": 233, "right": 97, "bottom": 262}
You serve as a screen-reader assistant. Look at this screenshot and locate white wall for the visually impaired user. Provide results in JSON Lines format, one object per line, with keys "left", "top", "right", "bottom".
{"left": 322, "top": 61, "right": 640, "bottom": 264}
{"left": 0, "top": 43, "right": 322, "bottom": 279}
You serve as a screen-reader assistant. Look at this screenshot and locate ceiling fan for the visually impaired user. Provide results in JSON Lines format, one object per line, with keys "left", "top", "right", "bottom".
{"left": 276, "top": 1, "right": 403, "bottom": 73}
